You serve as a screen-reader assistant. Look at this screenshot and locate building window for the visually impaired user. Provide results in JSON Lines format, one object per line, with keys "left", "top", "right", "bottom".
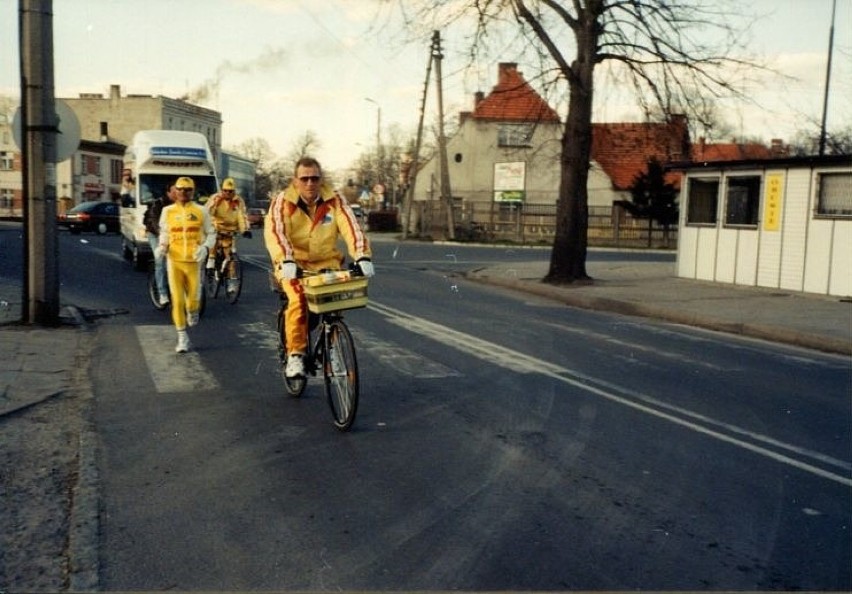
{"left": 497, "top": 124, "right": 533, "bottom": 148}
{"left": 110, "top": 158, "right": 123, "bottom": 184}
{"left": 724, "top": 175, "right": 761, "bottom": 227}
{"left": 815, "top": 172, "right": 852, "bottom": 217}
{"left": 685, "top": 177, "right": 719, "bottom": 225}
{"left": 1, "top": 189, "right": 13, "bottom": 208}
{"left": 81, "top": 154, "right": 101, "bottom": 175}
{"left": 0, "top": 151, "right": 14, "bottom": 170}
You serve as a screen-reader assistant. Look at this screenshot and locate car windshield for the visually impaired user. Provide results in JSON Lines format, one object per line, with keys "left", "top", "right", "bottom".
{"left": 138, "top": 175, "right": 218, "bottom": 206}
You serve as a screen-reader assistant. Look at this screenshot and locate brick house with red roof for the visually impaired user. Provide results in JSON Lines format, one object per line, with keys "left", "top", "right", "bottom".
{"left": 413, "top": 62, "right": 699, "bottom": 216}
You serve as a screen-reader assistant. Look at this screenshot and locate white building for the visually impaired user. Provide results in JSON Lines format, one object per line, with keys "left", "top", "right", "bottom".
{"left": 675, "top": 155, "right": 852, "bottom": 297}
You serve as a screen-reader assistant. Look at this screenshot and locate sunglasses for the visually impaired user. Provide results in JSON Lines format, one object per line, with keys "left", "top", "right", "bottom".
{"left": 177, "top": 187, "right": 194, "bottom": 192}
{"left": 299, "top": 176, "right": 321, "bottom": 183}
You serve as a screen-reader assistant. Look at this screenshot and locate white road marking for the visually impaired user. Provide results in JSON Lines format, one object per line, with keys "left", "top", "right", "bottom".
{"left": 368, "top": 300, "right": 852, "bottom": 487}
{"left": 135, "top": 325, "right": 219, "bottom": 393}
{"left": 358, "top": 330, "right": 461, "bottom": 378}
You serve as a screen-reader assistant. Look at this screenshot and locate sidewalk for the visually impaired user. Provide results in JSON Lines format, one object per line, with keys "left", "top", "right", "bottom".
{"left": 466, "top": 259, "right": 852, "bottom": 356}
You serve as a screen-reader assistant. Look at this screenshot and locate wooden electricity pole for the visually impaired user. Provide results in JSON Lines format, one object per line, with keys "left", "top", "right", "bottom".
{"left": 19, "top": 0, "right": 60, "bottom": 325}
{"left": 432, "top": 30, "right": 455, "bottom": 240}
{"left": 401, "top": 34, "right": 434, "bottom": 239}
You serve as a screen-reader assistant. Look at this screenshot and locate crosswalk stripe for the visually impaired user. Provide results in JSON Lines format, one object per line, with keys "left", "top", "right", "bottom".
{"left": 135, "top": 325, "right": 220, "bottom": 393}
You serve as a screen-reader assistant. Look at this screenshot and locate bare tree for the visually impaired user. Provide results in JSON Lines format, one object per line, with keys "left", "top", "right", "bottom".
{"left": 395, "top": 0, "right": 760, "bottom": 283}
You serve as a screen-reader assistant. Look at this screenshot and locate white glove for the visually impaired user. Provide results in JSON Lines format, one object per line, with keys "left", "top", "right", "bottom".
{"left": 279, "top": 261, "right": 297, "bottom": 280}
{"left": 357, "top": 259, "right": 375, "bottom": 278}
{"left": 154, "top": 245, "right": 166, "bottom": 260}
{"left": 193, "top": 246, "right": 208, "bottom": 263}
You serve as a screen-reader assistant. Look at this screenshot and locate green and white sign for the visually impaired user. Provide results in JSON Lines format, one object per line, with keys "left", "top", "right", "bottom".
{"left": 493, "top": 161, "right": 526, "bottom": 202}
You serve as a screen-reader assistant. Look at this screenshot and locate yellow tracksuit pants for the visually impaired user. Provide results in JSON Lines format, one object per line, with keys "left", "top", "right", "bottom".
{"left": 167, "top": 259, "right": 203, "bottom": 330}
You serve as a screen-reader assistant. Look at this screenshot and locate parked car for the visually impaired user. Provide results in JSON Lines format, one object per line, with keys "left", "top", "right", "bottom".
{"left": 58, "top": 200, "right": 120, "bottom": 235}
{"left": 246, "top": 207, "right": 266, "bottom": 228}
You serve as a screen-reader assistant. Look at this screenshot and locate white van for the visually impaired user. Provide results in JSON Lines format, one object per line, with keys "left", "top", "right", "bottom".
{"left": 120, "top": 130, "right": 218, "bottom": 269}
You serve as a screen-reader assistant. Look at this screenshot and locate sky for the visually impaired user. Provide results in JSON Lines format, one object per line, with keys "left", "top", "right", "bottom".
{"left": 1, "top": 0, "right": 850, "bottom": 173}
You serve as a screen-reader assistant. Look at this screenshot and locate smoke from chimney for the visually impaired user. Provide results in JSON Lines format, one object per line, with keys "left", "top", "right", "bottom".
{"left": 180, "top": 46, "right": 289, "bottom": 104}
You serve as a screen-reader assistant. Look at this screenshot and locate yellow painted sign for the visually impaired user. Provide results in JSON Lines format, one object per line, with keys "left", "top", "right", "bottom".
{"left": 763, "top": 172, "right": 784, "bottom": 231}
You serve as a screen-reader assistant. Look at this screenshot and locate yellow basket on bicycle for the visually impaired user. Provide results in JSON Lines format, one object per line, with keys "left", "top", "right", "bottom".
{"left": 302, "top": 271, "right": 369, "bottom": 313}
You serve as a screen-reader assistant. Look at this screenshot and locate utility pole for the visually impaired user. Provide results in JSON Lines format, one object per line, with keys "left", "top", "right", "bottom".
{"left": 401, "top": 35, "right": 434, "bottom": 240}
{"left": 432, "top": 30, "right": 455, "bottom": 240}
{"left": 19, "top": 0, "right": 60, "bottom": 325}
{"left": 818, "top": 0, "right": 837, "bottom": 156}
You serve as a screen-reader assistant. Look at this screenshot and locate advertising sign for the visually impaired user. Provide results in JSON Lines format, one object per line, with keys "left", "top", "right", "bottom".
{"left": 763, "top": 172, "right": 784, "bottom": 231}
{"left": 493, "top": 161, "right": 526, "bottom": 202}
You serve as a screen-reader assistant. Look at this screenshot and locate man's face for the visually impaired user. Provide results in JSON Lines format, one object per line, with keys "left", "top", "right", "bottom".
{"left": 175, "top": 185, "right": 194, "bottom": 203}
{"left": 294, "top": 165, "right": 322, "bottom": 203}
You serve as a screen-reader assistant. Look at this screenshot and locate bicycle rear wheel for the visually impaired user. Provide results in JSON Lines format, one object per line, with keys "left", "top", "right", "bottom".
{"left": 277, "top": 304, "right": 306, "bottom": 397}
{"left": 226, "top": 256, "right": 242, "bottom": 304}
{"left": 323, "top": 319, "right": 359, "bottom": 431}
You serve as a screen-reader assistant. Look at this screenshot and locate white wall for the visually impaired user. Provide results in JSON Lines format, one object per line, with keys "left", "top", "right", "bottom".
{"left": 677, "top": 161, "right": 852, "bottom": 297}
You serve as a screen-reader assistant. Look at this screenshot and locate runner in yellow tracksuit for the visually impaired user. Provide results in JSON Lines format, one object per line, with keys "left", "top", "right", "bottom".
{"left": 156, "top": 176, "right": 216, "bottom": 353}
{"left": 205, "top": 177, "right": 251, "bottom": 285}
{"left": 264, "top": 157, "right": 373, "bottom": 377}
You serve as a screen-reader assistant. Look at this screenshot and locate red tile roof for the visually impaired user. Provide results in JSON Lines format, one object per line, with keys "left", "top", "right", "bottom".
{"left": 691, "top": 141, "right": 773, "bottom": 161}
{"left": 591, "top": 118, "right": 691, "bottom": 190}
{"left": 471, "top": 63, "right": 560, "bottom": 122}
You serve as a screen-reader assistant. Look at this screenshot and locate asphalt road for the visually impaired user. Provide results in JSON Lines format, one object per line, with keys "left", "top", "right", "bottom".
{"left": 48, "top": 230, "right": 852, "bottom": 590}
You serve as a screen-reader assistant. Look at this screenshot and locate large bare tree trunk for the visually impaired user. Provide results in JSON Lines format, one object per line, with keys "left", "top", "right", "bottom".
{"left": 544, "top": 11, "right": 597, "bottom": 285}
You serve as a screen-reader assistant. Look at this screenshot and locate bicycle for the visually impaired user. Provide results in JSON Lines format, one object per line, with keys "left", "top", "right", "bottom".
{"left": 148, "top": 257, "right": 207, "bottom": 316}
{"left": 205, "top": 232, "right": 243, "bottom": 305}
{"left": 274, "top": 265, "right": 368, "bottom": 431}
{"left": 147, "top": 257, "right": 169, "bottom": 311}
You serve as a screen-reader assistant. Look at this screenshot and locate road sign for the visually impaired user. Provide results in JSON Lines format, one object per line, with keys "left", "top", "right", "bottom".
{"left": 11, "top": 99, "right": 81, "bottom": 163}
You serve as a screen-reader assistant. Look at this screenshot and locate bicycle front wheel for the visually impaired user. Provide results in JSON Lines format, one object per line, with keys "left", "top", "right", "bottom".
{"left": 323, "top": 319, "right": 359, "bottom": 431}
{"left": 148, "top": 265, "right": 167, "bottom": 310}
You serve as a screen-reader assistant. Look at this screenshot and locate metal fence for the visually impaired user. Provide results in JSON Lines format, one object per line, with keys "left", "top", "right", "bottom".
{"left": 410, "top": 201, "right": 678, "bottom": 248}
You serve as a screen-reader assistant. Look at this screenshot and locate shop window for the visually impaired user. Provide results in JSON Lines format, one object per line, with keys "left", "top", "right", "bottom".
{"left": 685, "top": 178, "right": 719, "bottom": 225}
{"left": 725, "top": 175, "right": 761, "bottom": 227}
{"left": 815, "top": 172, "right": 852, "bottom": 217}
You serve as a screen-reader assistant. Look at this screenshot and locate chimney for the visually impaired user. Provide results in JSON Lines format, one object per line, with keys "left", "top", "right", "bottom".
{"left": 474, "top": 91, "right": 484, "bottom": 107}
{"left": 770, "top": 138, "right": 786, "bottom": 156}
{"left": 498, "top": 62, "right": 518, "bottom": 85}
{"left": 99, "top": 121, "right": 109, "bottom": 142}
{"left": 110, "top": 84, "right": 121, "bottom": 100}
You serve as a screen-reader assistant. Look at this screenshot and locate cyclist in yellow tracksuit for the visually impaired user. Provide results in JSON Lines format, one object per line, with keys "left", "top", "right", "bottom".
{"left": 156, "top": 176, "right": 216, "bottom": 353}
{"left": 264, "top": 157, "right": 374, "bottom": 377}
{"left": 205, "top": 177, "right": 251, "bottom": 291}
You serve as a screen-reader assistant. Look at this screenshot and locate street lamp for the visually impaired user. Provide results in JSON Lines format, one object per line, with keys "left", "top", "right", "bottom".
{"left": 364, "top": 97, "right": 381, "bottom": 149}
{"left": 364, "top": 97, "right": 385, "bottom": 206}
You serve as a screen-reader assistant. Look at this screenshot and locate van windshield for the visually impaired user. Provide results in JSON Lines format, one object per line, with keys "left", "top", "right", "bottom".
{"left": 138, "top": 175, "right": 218, "bottom": 205}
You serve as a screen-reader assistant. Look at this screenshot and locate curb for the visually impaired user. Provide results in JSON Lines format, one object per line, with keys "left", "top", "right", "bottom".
{"left": 466, "top": 272, "right": 851, "bottom": 356}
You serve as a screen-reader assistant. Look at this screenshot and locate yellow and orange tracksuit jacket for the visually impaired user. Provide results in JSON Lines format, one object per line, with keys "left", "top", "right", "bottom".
{"left": 264, "top": 183, "right": 371, "bottom": 272}
{"left": 207, "top": 192, "right": 249, "bottom": 234}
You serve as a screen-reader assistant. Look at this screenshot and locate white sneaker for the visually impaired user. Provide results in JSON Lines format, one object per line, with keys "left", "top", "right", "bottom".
{"left": 285, "top": 353, "right": 305, "bottom": 378}
{"left": 175, "top": 332, "right": 191, "bottom": 353}
{"left": 187, "top": 311, "right": 200, "bottom": 327}
{"left": 159, "top": 294, "right": 170, "bottom": 306}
